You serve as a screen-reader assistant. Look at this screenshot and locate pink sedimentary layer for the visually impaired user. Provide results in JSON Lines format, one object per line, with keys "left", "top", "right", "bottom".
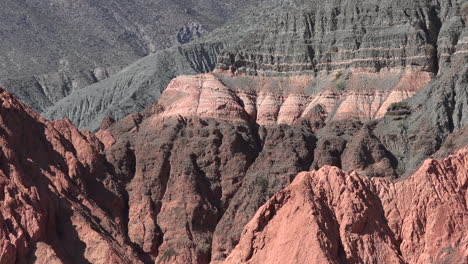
{"left": 154, "top": 68, "right": 432, "bottom": 125}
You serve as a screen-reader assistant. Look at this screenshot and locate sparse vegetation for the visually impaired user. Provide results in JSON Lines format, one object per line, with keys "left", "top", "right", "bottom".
{"left": 256, "top": 176, "right": 269, "bottom": 194}
{"left": 397, "top": 122, "right": 408, "bottom": 132}
{"left": 213, "top": 73, "right": 258, "bottom": 91}
{"left": 335, "top": 71, "right": 343, "bottom": 80}
{"left": 387, "top": 101, "right": 410, "bottom": 111}
{"left": 196, "top": 242, "right": 211, "bottom": 256}
{"left": 424, "top": 44, "right": 437, "bottom": 57}
{"left": 444, "top": 138, "right": 455, "bottom": 150}
{"left": 387, "top": 101, "right": 411, "bottom": 119}
{"left": 334, "top": 81, "right": 346, "bottom": 92}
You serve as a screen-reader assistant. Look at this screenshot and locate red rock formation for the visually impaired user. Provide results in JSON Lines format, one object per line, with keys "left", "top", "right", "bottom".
{"left": 1, "top": 75, "right": 465, "bottom": 264}
{"left": 217, "top": 148, "right": 468, "bottom": 264}
{"left": 0, "top": 88, "right": 142, "bottom": 263}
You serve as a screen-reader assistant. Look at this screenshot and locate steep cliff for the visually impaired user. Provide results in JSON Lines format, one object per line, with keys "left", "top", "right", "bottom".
{"left": 147, "top": 70, "right": 430, "bottom": 125}
{"left": 0, "top": 0, "right": 467, "bottom": 263}
{"left": 4, "top": 82, "right": 463, "bottom": 263}
{"left": 0, "top": 88, "right": 144, "bottom": 263}
{"left": 99, "top": 113, "right": 317, "bottom": 263}
{"left": 91, "top": 2, "right": 468, "bottom": 257}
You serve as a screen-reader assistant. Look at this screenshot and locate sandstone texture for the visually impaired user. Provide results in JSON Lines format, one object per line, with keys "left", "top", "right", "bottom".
{"left": 94, "top": 64, "right": 467, "bottom": 263}
{"left": 97, "top": 64, "right": 466, "bottom": 262}
{"left": 0, "top": 0, "right": 467, "bottom": 263}
{"left": 219, "top": 148, "right": 468, "bottom": 264}
{"left": 101, "top": 113, "right": 316, "bottom": 263}
{"left": 93, "top": 31, "right": 468, "bottom": 261}
{"left": 44, "top": 43, "right": 223, "bottom": 130}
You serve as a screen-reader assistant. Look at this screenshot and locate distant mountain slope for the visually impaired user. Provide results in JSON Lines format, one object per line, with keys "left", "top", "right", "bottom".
{"left": 44, "top": 42, "right": 224, "bottom": 130}
{"left": 45, "top": 0, "right": 467, "bottom": 131}
{"left": 0, "top": 0, "right": 254, "bottom": 111}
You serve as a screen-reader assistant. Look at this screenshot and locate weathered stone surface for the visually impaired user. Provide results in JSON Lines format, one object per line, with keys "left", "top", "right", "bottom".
{"left": 101, "top": 113, "right": 260, "bottom": 263}
{"left": 374, "top": 52, "right": 468, "bottom": 176}
{"left": 44, "top": 42, "right": 224, "bottom": 131}
{"left": 0, "top": 87, "right": 143, "bottom": 263}
{"left": 219, "top": 148, "right": 468, "bottom": 264}
{"left": 96, "top": 38, "right": 467, "bottom": 261}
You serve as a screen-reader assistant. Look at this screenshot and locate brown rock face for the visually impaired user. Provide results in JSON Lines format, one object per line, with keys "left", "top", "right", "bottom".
{"left": 0, "top": 88, "right": 142, "bottom": 263}
{"left": 219, "top": 148, "right": 468, "bottom": 264}
{"left": 103, "top": 111, "right": 317, "bottom": 263}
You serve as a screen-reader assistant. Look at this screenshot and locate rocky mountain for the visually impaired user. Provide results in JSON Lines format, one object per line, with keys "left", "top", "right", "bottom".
{"left": 0, "top": 0, "right": 467, "bottom": 264}
{"left": 0, "top": 0, "right": 255, "bottom": 112}
{"left": 93, "top": 56, "right": 466, "bottom": 263}
{"left": 44, "top": 42, "right": 224, "bottom": 130}
{"left": 42, "top": 0, "right": 467, "bottom": 131}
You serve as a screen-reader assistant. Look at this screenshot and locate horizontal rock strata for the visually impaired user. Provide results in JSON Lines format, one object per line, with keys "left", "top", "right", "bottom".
{"left": 153, "top": 69, "right": 431, "bottom": 125}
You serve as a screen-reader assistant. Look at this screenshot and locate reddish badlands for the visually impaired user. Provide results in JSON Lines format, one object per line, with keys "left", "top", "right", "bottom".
{"left": 1, "top": 76, "right": 466, "bottom": 264}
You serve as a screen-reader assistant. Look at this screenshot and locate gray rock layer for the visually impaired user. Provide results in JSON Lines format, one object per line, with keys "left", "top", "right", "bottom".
{"left": 45, "top": 0, "right": 467, "bottom": 131}
{"left": 44, "top": 42, "right": 224, "bottom": 130}
{"left": 0, "top": 0, "right": 254, "bottom": 113}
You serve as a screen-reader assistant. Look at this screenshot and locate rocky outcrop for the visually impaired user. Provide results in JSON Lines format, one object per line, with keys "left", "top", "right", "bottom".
{"left": 218, "top": 148, "right": 468, "bottom": 264}
{"left": 218, "top": 0, "right": 439, "bottom": 75}
{"left": 99, "top": 107, "right": 319, "bottom": 263}
{"left": 0, "top": 87, "right": 143, "bottom": 263}
{"left": 2, "top": 80, "right": 466, "bottom": 263}
{"left": 94, "top": 36, "right": 467, "bottom": 260}
{"left": 216, "top": 0, "right": 464, "bottom": 78}
{"left": 1, "top": 1, "right": 467, "bottom": 264}
{"left": 1, "top": 66, "right": 123, "bottom": 113}
{"left": 374, "top": 52, "right": 468, "bottom": 176}
{"left": 91, "top": 8, "right": 468, "bottom": 258}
